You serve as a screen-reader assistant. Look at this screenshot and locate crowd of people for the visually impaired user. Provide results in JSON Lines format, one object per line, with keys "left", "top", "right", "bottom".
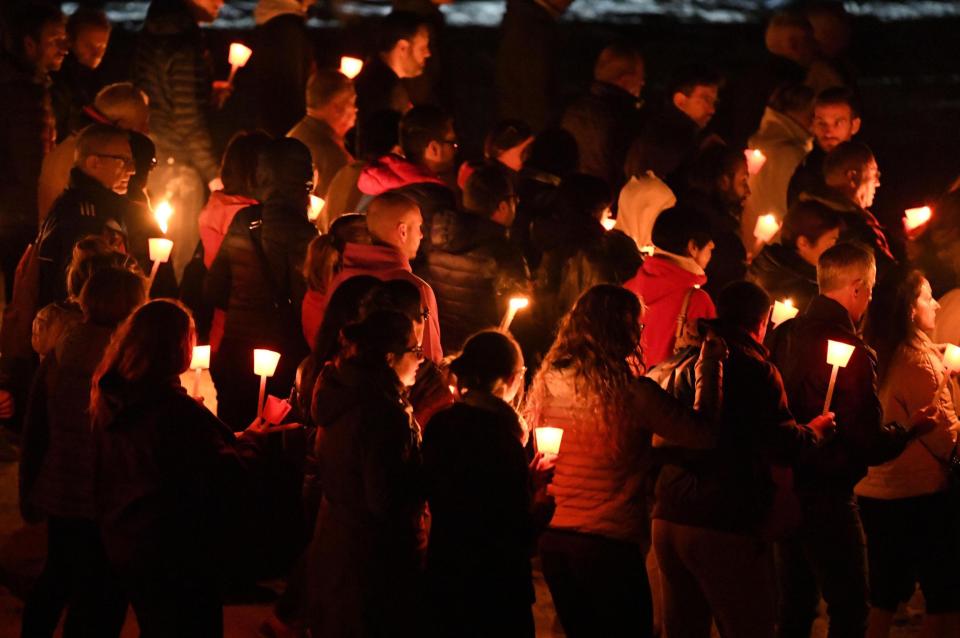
{"left": 1, "top": 0, "right": 960, "bottom": 637}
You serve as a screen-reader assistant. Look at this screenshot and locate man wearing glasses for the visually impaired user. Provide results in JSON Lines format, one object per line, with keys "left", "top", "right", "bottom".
{"left": 36, "top": 123, "right": 137, "bottom": 306}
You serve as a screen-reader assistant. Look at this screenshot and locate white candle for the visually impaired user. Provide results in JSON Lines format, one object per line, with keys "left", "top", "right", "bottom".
{"left": 500, "top": 295, "right": 530, "bottom": 331}
{"left": 154, "top": 200, "right": 174, "bottom": 234}
{"left": 309, "top": 195, "right": 325, "bottom": 222}
{"left": 190, "top": 345, "right": 211, "bottom": 398}
{"left": 944, "top": 344, "right": 960, "bottom": 373}
{"left": 903, "top": 206, "right": 932, "bottom": 232}
{"left": 745, "top": 148, "right": 767, "bottom": 176}
{"left": 254, "top": 349, "right": 281, "bottom": 418}
{"left": 534, "top": 426, "right": 563, "bottom": 457}
{"left": 147, "top": 238, "right": 174, "bottom": 291}
{"left": 639, "top": 244, "right": 656, "bottom": 257}
{"left": 753, "top": 213, "right": 781, "bottom": 244}
{"left": 770, "top": 299, "right": 799, "bottom": 328}
{"left": 339, "top": 56, "right": 364, "bottom": 79}
{"left": 601, "top": 217, "right": 616, "bottom": 231}
{"left": 823, "top": 340, "right": 856, "bottom": 415}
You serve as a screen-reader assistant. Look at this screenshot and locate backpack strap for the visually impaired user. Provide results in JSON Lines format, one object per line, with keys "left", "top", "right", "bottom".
{"left": 675, "top": 287, "right": 697, "bottom": 342}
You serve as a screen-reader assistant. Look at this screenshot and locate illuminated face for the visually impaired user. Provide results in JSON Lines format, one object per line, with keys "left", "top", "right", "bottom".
{"left": 675, "top": 84, "right": 718, "bottom": 129}
{"left": 72, "top": 25, "right": 110, "bottom": 69}
{"left": 689, "top": 240, "right": 715, "bottom": 270}
{"left": 390, "top": 335, "right": 423, "bottom": 388}
{"left": 813, "top": 103, "right": 860, "bottom": 152}
{"left": 720, "top": 161, "right": 751, "bottom": 212}
{"left": 25, "top": 20, "right": 68, "bottom": 74}
{"left": 400, "top": 27, "right": 431, "bottom": 78}
{"left": 85, "top": 138, "right": 136, "bottom": 194}
{"left": 854, "top": 159, "right": 881, "bottom": 209}
{"left": 329, "top": 88, "right": 357, "bottom": 138}
{"left": 399, "top": 209, "right": 424, "bottom": 260}
{"left": 913, "top": 279, "right": 939, "bottom": 334}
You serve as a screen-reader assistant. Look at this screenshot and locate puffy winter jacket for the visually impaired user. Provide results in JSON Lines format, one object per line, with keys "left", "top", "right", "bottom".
{"left": 416, "top": 209, "right": 528, "bottom": 352}
{"left": 134, "top": 0, "right": 219, "bottom": 183}
{"left": 624, "top": 252, "right": 716, "bottom": 370}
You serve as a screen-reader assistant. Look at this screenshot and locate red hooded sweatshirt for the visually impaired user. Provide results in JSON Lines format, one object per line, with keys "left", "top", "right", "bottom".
{"left": 624, "top": 253, "right": 716, "bottom": 370}
{"left": 356, "top": 153, "right": 444, "bottom": 196}
{"left": 312, "top": 242, "right": 443, "bottom": 362}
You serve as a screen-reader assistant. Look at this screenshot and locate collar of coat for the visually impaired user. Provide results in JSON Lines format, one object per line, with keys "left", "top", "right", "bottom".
{"left": 804, "top": 295, "right": 859, "bottom": 336}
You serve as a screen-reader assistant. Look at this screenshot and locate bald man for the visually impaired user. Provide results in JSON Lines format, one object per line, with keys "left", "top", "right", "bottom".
{"left": 320, "top": 192, "right": 442, "bottom": 361}
{"left": 39, "top": 81, "right": 150, "bottom": 220}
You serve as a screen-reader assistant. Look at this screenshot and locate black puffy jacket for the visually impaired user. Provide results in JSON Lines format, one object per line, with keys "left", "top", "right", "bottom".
{"left": 415, "top": 209, "right": 528, "bottom": 352}
{"left": 134, "top": 0, "right": 219, "bottom": 183}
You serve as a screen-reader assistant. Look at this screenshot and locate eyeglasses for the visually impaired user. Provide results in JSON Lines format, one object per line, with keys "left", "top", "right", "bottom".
{"left": 404, "top": 344, "right": 424, "bottom": 358}
{"left": 94, "top": 153, "right": 135, "bottom": 170}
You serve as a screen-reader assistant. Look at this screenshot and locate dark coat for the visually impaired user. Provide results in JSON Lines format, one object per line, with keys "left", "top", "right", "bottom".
{"left": 50, "top": 54, "right": 103, "bottom": 141}
{"left": 799, "top": 187, "right": 897, "bottom": 272}
{"left": 37, "top": 169, "right": 132, "bottom": 307}
{"left": 354, "top": 55, "right": 410, "bottom": 139}
{"left": 748, "top": 243, "right": 819, "bottom": 313}
{"left": 512, "top": 168, "right": 561, "bottom": 271}
{"left": 787, "top": 145, "right": 826, "bottom": 210}
{"left": 415, "top": 209, "right": 528, "bottom": 352}
{"left": 253, "top": 13, "right": 314, "bottom": 137}
{"left": 495, "top": 0, "right": 559, "bottom": 130}
{"left": 134, "top": 0, "right": 219, "bottom": 183}
{"left": 95, "top": 377, "right": 264, "bottom": 611}
{"left": 681, "top": 190, "right": 747, "bottom": 299}
{"left": 423, "top": 394, "right": 535, "bottom": 633}
{"left": 287, "top": 116, "right": 352, "bottom": 199}
{"left": 308, "top": 358, "right": 424, "bottom": 637}
{"left": 638, "top": 103, "right": 704, "bottom": 188}
{"left": 561, "top": 81, "right": 645, "bottom": 192}
{"left": 653, "top": 324, "right": 818, "bottom": 535}
{"left": 768, "top": 295, "right": 911, "bottom": 496}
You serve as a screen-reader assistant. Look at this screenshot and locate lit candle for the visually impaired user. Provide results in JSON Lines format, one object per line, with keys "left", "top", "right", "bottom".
{"left": 147, "top": 238, "right": 173, "bottom": 290}
{"left": 903, "top": 206, "right": 932, "bottom": 233}
{"left": 534, "top": 426, "right": 564, "bottom": 458}
{"left": 339, "top": 56, "right": 364, "bottom": 79}
{"left": 745, "top": 148, "right": 767, "bottom": 176}
{"left": 640, "top": 244, "right": 656, "bottom": 257}
{"left": 309, "top": 195, "right": 325, "bottom": 222}
{"left": 500, "top": 295, "right": 530, "bottom": 331}
{"left": 154, "top": 200, "right": 174, "bottom": 234}
{"left": 753, "top": 213, "right": 781, "bottom": 244}
{"left": 190, "top": 345, "right": 211, "bottom": 398}
{"left": 601, "top": 217, "right": 616, "bottom": 231}
{"left": 770, "top": 298, "right": 799, "bottom": 329}
{"left": 823, "top": 340, "right": 856, "bottom": 414}
{"left": 227, "top": 43, "right": 253, "bottom": 85}
{"left": 944, "top": 344, "right": 960, "bottom": 373}
{"left": 253, "top": 349, "right": 281, "bottom": 418}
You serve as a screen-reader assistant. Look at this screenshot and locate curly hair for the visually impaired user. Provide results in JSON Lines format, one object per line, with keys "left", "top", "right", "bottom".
{"left": 525, "top": 284, "right": 644, "bottom": 446}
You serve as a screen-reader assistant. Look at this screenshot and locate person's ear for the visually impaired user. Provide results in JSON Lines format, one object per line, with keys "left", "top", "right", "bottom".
{"left": 846, "top": 169, "right": 860, "bottom": 190}
{"left": 686, "top": 238, "right": 699, "bottom": 259}
{"left": 397, "top": 220, "right": 409, "bottom": 243}
{"left": 850, "top": 117, "right": 862, "bottom": 136}
{"left": 395, "top": 38, "right": 411, "bottom": 57}
{"left": 796, "top": 235, "right": 812, "bottom": 253}
{"left": 672, "top": 91, "right": 686, "bottom": 111}
{"left": 385, "top": 352, "right": 398, "bottom": 368}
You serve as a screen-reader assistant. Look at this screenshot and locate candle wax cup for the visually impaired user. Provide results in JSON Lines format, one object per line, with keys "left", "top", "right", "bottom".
{"left": 771, "top": 299, "right": 799, "bottom": 328}
{"left": 754, "top": 214, "right": 781, "bottom": 243}
{"left": 148, "top": 238, "right": 173, "bottom": 263}
{"left": 943, "top": 344, "right": 960, "bottom": 373}
{"left": 826, "top": 340, "right": 856, "bottom": 368}
{"left": 229, "top": 43, "right": 253, "bottom": 68}
{"left": 309, "top": 195, "right": 325, "bottom": 222}
{"left": 253, "top": 349, "right": 281, "bottom": 377}
{"left": 903, "top": 206, "right": 932, "bottom": 232}
{"left": 190, "top": 345, "right": 211, "bottom": 370}
{"left": 339, "top": 56, "right": 364, "bottom": 79}
{"left": 534, "top": 427, "right": 563, "bottom": 456}
{"left": 745, "top": 148, "right": 767, "bottom": 175}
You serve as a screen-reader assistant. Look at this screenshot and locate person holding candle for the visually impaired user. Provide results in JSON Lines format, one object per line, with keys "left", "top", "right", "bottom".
{"left": 856, "top": 269, "right": 960, "bottom": 637}
{"left": 768, "top": 243, "right": 934, "bottom": 638}
{"left": 525, "top": 284, "right": 725, "bottom": 637}
{"left": 624, "top": 206, "right": 717, "bottom": 369}
{"left": 749, "top": 200, "right": 841, "bottom": 313}
{"left": 49, "top": 7, "right": 111, "bottom": 142}
{"left": 19, "top": 267, "right": 145, "bottom": 638}
{"left": 287, "top": 70, "right": 357, "bottom": 204}
{"left": 423, "top": 330, "right": 550, "bottom": 637}
{"left": 92, "top": 299, "right": 275, "bottom": 637}
{"left": 307, "top": 310, "right": 426, "bottom": 637}
{"left": 652, "top": 281, "right": 834, "bottom": 638}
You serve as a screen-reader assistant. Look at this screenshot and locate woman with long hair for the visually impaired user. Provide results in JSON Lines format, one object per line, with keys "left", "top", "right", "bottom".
{"left": 308, "top": 310, "right": 426, "bottom": 637}
{"left": 424, "top": 330, "right": 547, "bottom": 637}
{"left": 858, "top": 269, "right": 960, "bottom": 637}
{"left": 525, "top": 284, "right": 724, "bottom": 637}
{"left": 92, "top": 300, "right": 274, "bottom": 636}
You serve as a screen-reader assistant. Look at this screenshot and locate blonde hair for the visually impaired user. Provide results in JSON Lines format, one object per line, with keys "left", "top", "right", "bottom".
{"left": 817, "top": 241, "right": 876, "bottom": 293}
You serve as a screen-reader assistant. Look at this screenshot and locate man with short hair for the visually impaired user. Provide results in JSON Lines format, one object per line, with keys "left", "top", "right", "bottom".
{"left": 354, "top": 10, "right": 431, "bottom": 125}
{"left": 321, "top": 192, "right": 442, "bottom": 361}
{"left": 0, "top": 2, "right": 67, "bottom": 299}
{"left": 417, "top": 163, "right": 528, "bottom": 351}
{"left": 561, "top": 42, "right": 646, "bottom": 193}
{"left": 287, "top": 70, "right": 357, "bottom": 206}
{"left": 802, "top": 141, "right": 893, "bottom": 268}
{"left": 769, "top": 242, "right": 932, "bottom": 638}
{"left": 37, "top": 124, "right": 136, "bottom": 307}
{"left": 788, "top": 86, "right": 862, "bottom": 206}
{"left": 50, "top": 7, "right": 111, "bottom": 140}
{"left": 637, "top": 64, "right": 722, "bottom": 186}
{"left": 624, "top": 206, "right": 716, "bottom": 370}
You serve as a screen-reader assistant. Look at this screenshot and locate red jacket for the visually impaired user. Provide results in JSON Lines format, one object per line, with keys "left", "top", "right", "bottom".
{"left": 317, "top": 243, "right": 443, "bottom": 362}
{"left": 357, "top": 153, "right": 444, "bottom": 196}
{"left": 624, "top": 253, "right": 716, "bottom": 370}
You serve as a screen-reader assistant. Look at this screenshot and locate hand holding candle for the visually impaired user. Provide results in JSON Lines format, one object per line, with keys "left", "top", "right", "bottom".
{"left": 227, "top": 42, "right": 253, "bottom": 85}
{"left": 745, "top": 148, "right": 767, "bottom": 176}
{"left": 823, "top": 340, "right": 855, "bottom": 415}
{"left": 500, "top": 295, "right": 530, "bottom": 331}
{"left": 190, "top": 345, "right": 211, "bottom": 399}
{"left": 770, "top": 299, "right": 799, "bottom": 329}
{"left": 147, "top": 238, "right": 173, "bottom": 290}
{"left": 754, "top": 213, "right": 781, "bottom": 244}
{"left": 339, "top": 56, "right": 364, "bottom": 79}
{"left": 254, "top": 349, "right": 281, "bottom": 418}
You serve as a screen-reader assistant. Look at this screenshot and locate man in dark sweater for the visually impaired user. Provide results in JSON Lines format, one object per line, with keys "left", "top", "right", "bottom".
{"left": 769, "top": 242, "right": 934, "bottom": 638}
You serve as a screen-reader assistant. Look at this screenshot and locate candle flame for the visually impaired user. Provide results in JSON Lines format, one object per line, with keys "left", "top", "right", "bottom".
{"left": 744, "top": 148, "right": 767, "bottom": 176}
{"left": 339, "top": 56, "right": 364, "bottom": 79}
{"left": 154, "top": 200, "right": 174, "bottom": 234}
